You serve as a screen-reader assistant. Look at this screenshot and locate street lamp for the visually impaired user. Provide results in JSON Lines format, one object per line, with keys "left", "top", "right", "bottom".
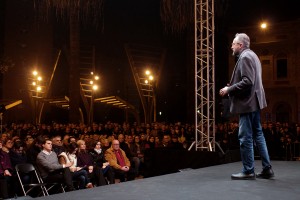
{"left": 144, "top": 69, "right": 156, "bottom": 123}
{"left": 30, "top": 70, "right": 44, "bottom": 124}
{"left": 89, "top": 72, "right": 99, "bottom": 125}
{"left": 260, "top": 22, "right": 267, "bottom": 29}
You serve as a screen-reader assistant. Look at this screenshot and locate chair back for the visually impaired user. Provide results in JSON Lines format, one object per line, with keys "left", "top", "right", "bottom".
{"left": 15, "top": 163, "right": 36, "bottom": 173}
{"left": 15, "top": 163, "right": 48, "bottom": 197}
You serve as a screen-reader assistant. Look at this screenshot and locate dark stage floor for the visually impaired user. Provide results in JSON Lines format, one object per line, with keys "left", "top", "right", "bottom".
{"left": 27, "top": 161, "right": 300, "bottom": 200}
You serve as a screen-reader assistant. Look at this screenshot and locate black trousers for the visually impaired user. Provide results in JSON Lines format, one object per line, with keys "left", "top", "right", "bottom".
{"left": 113, "top": 168, "right": 135, "bottom": 182}
{"left": 0, "top": 175, "right": 10, "bottom": 199}
{"left": 104, "top": 166, "right": 115, "bottom": 184}
{"left": 44, "top": 168, "right": 74, "bottom": 191}
{"left": 88, "top": 167, "right": 106, "bottom": 186}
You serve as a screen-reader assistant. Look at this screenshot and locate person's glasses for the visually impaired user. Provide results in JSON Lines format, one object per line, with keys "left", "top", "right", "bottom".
{"left": 112, "top": 144, "right": 119, "bottom": 146}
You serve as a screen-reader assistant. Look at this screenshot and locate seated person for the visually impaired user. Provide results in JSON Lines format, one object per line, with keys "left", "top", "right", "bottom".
{"left": 36, "top": 138, "right": 75, "bottom": 192}
{"left": 105, "top": 140, "right": 135, "bottom": 182}
{"left": 26, "top": 135, "right": 47, "bottom": 166}
{"left": 145, "top": 135, "right": 156, "bottom": 149}
{"left": 118, "top": 134, "right": 138, "bottom": 175}
{"left": 89, "top": 141, "right": 115, "bottom": 184}
{"left": 51, "top": 135, "right": 65, "bottom": 156}
{"left": 161, "top": 134, "right": 172, "bottom": 148}
{"left": 1, "top": 138, "right": 14, "bottom": 153}
{"left": 9, "top": 141, "right": 28, "bottom": 196}
{"left": 76, "top": 140, "right": 107, "bottom": 186}
{"left": 59, "top": 142, "right": 93, "bottom": 189}
{"left": 0, "top": 140, "right": 13, "bottom": 199}
{"left": 9, "top": 141, "right": 28, "bottom": 168}
{"left": 170, "top": 135, "right": 184, "bottom": 150}
{"left": 129, "top": 135, "right": 145, "bottom": 177}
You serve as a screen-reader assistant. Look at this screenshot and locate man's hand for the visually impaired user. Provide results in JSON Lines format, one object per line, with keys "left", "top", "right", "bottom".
{"left": 4, "top": 169, "right": 12, "bottom": 176}
{"left": 102, "top": 162, "right": 109, "bottom": 168}
{"left": 121, "top": 166, "right": 129, "bottom": 172}
{"left": 65, "top": 161, "right": 74, "bottom": 168}
{"left": 69, "top": 166, "right": 76, "bottom": 172}
{"left": 219, "top": 86, "right": 229, "bottom": 97}
{"left": 88, "top": 166, "right": 93, "bottom": 173}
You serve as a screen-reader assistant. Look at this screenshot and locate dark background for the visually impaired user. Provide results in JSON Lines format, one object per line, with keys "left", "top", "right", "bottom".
{"left": 1, "top": 0, "right": 300, "bottom": 124}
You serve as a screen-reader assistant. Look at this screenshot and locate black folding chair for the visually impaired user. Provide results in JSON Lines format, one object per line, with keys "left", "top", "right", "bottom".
{"left": 43, "top": 180, "right": 66, "bottom": 194}
{"left": 15, "top": 163, "right": 49, "bottom": 197}
{"left": 34, "top": 168, "right": 66, "bottom": 194}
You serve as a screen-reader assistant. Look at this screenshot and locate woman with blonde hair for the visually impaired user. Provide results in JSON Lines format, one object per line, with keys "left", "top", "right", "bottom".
{"left": 76, "top": 140, "right": 107, "bottom": 186}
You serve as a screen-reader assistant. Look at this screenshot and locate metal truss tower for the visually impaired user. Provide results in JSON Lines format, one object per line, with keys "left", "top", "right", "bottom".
{"left": 190, "top": 0, "right": 215, "bottom": 151}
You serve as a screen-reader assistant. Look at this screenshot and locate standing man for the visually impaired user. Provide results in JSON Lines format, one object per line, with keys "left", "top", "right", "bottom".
{"left": 219, "top": 33, "right": 274, "bottom": 180}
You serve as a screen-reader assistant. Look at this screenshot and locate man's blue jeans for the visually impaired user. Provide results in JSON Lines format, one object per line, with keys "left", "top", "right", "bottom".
{"left": 239, "top": 110, "right": 271, "bottom": 174}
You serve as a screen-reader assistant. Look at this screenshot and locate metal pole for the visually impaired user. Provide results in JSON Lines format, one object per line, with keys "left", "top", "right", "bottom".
{"left": 89, "top": 91, "right": 94, "bottom": 125}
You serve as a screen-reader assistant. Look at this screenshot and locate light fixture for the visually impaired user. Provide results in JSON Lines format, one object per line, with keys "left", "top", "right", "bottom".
{"left": 92, "top": 85, "right": 98, "bottom": 90}
{"left": 260, "top": 22, "right": 267, "bottom": 29}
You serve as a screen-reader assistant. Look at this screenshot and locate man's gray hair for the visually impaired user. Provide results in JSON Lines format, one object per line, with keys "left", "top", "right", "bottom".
{"left": 235, "top": 33, "right": 250, "bottom": 48}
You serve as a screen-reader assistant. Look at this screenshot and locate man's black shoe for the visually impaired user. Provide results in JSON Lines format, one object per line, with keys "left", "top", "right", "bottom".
{"left": 231, "top": 172, "right": 256, "bottom": 180}
{"left": 256, "top": 167, "right": 274, "bottom": 179}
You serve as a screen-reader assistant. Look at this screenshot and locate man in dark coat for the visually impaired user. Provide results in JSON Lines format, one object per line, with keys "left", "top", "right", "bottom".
{"left": 220, "top": 33, "right": 274, "bottom": 180}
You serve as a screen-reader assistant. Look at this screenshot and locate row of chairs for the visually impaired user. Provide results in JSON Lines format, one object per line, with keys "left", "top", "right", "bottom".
{"left": 15, "top": 163, "right": 65, "bottom": 197}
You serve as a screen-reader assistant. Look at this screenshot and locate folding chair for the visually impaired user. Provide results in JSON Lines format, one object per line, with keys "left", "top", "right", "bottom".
{"left": 15, "top": 163, "right": 49, "bottom": 197}
{"left": 34, "top": 168, "right": 66, "bottom": 194}
{"left": 43, "top": 180, "right": 65, "bottom": 194}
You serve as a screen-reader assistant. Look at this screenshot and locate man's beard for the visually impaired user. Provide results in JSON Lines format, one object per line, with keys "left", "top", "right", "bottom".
{"left": 232, "top": 50, "right": 238, "bottom": 56}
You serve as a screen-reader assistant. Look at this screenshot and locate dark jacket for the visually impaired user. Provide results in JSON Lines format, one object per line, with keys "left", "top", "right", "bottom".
{"left": 89, "top": 149, "right": 107, "bottom": 168}
{"left": 9, "top": 150, "right": 27, "bottom": 169}
{"left": 0, "top": 149, "right": 13, "bottom": 175}
{"left": 227, "top": 48, "right": 267, "bottom": 114}
{"left": 77, "top": 151, "right": 94, "bottom": 167}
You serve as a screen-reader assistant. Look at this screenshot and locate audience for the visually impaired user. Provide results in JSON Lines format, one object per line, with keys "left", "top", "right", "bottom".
{"left": 0, "top": 119, "right": 299, "bottom": 198}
